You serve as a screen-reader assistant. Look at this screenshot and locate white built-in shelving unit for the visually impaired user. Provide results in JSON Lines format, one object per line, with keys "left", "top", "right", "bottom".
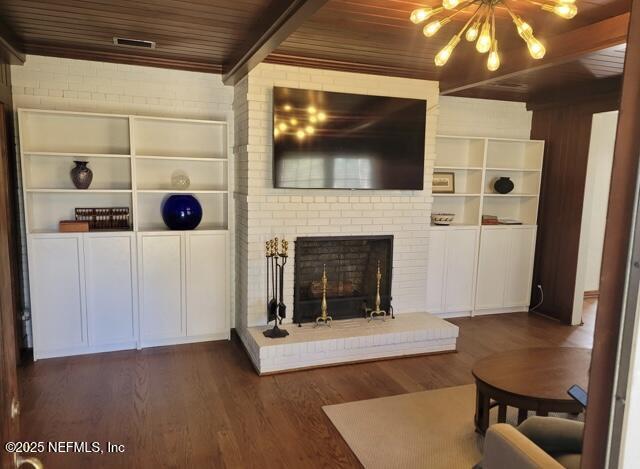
{"left": 428, "top": 135, "right": 545, "bottom": 320}
{"left": 432, "top": 135, "right": 544, "bottom": 227}
{"left": 20, "top": 110, "right": 229, "bottom": 234}
{"left": 18, "top": 109, "right": 231, "bottom": 359}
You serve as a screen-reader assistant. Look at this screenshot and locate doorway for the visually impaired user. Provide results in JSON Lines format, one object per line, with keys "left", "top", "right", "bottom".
{"left": 572, "top": 111, "right": 618, "bottom": 325}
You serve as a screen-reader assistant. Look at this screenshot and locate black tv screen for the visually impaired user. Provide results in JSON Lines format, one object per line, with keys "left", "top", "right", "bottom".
{"left": 272, "top": 87, "right": 426, "bottom": 190}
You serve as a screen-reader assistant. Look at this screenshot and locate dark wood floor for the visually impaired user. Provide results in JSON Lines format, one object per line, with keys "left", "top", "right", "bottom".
{"left": 18, "top": 303, "right": 596, "bottom": 469}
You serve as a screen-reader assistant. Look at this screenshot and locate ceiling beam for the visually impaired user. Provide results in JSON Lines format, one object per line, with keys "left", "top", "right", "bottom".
{"left": 222, "top": 0, "right": 329, "bottom": 85}
{"left": 0, "top": 18, "right": 25, "bottom": 65}
{"left": 440, "top": 13, "right": 630, "bottom": 96}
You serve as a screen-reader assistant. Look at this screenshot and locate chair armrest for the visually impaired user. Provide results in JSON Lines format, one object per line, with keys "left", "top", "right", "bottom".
{"left": 482, "top": 424, "right": 564, "bottom": 469}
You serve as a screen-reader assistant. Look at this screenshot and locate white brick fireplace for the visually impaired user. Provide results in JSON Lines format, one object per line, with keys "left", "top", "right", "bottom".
{"left": 232, "top": 64, "right": 456, "bottom": 373}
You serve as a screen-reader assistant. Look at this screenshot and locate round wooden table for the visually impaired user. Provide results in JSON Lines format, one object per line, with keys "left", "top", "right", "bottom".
{"left": 472, "top": 347, "right": 590, "bottom": 435}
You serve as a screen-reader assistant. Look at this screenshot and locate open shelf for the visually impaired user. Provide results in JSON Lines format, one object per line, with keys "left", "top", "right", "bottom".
{"left": 135, "top": 155, "right": 227, "bottom": 162}
{"left": 432, "top": 195, "right": 480, "bottom": 226}
{"left": 433, "top": 166, "right": 482, "bottom": 194}
{"left": 20, "top": 111, "right": 130, "bottom": 155}
{"left": 133, "top": 116, "right": 226, "bottom": 159}
{"left": 25, "top": 191, "right": 133, "bottom": 233}
{"left": 434, "top": 165, "right": 483, "bottom": 171}
{"left": 23, "top": 154, "right": 132, "bottom": 191}
{"left": 484, "top": 168, "right": 541, "bottom": 196}
{"left": 135, "top": 157, "right": 227, "bottom": 192}
{"left": 26, "top": 189, "right": 132, "bottom": 193}
{"left": 435, "top": 136, "right": 485, "bottom": 168}
{"left": 136, "top": 192, "right": 228, "bottom": 232}
{"left": 482, "top": 196, "right": 539, "bottom": 225}
{"left": 433, "top": 193, "right": 481, "bottom": 197}
{"left": 483, "top": 194, "right": 538, "bottom": 198}
{"left": 486, "top": 139, "right": 544, "bottom": 171}
{"left": 24, "top": 152, "right": 131, "bottom": 159}
{"left": 485, "top": 167, "right": 541, "bottom": 172}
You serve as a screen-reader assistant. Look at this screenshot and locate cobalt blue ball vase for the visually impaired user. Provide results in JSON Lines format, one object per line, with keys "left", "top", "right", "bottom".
{"left": 162, "top": 194, "right": 202, "bottom": 230}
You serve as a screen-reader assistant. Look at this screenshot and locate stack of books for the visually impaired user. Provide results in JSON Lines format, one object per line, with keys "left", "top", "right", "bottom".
{"left": 482, "top": 215, "right": 500, "bottom": 225}
{"left": 482, "top": 215, "right": 523, "bottom": 225}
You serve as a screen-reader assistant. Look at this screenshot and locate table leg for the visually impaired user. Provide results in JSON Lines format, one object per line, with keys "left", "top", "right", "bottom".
{"left": 517, "top": 408, "right": 528, "bottom": 425}
{"left": 498, "top": 404, "right": 507, "bottom": 423}
{"left": 475, "top": 386, "right": 490, "bottom": 435}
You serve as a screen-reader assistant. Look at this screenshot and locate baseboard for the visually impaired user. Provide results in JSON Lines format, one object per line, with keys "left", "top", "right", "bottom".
{"left": 472, "top": 306, "right": 529, "bottom": 316}
{"left": 584, "top": 290, "right": 600, "bottom": 299}
{"left": 434, "top": 311, "right": 473, "bottom": 319}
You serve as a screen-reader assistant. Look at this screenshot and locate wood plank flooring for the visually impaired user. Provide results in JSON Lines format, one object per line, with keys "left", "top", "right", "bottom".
{"left": 18, "top": 303, "right": 596, "bottom": 468}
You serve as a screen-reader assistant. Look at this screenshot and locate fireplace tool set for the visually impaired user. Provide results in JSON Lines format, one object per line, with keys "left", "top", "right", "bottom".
{"left": 264, "top": 237, "right": 289, "bottom": 338}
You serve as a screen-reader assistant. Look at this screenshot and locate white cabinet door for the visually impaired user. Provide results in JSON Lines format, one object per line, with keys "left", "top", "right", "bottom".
{"left": 139, "top": 233, "right": 184, "bottom": 341}
{"left": 475, "top": 228, "right": 510, "bottom": 310}
{"left": 444, "top": 228, "right": 478, "bottom": 312}
{"left": 84, "top": 234, "right": 137, "bottom": 346}
{"left": 426, "top": 230, "right": 446, "bottom": 313}
{"left": 30, "top": 235, "right": 86, "bottom": 355}
{"left": 186, "top": 232, "right": 228, "bottom": 337}
{"left": 504, "top": 227, "right": 537, "bottom": 307}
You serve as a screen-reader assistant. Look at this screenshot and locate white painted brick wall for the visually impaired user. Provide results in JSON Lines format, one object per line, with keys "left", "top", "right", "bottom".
{"left": 233, "top": 63, "right": 441, "bottom": 329}
{"left": 10, "top": 55, "right": 236, "bottom": 328}
{"left": 437, "top": 95, "right": 532, "bottom": 139}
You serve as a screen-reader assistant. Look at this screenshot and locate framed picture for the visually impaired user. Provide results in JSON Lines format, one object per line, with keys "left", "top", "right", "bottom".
{"left": 432, "top": 172, "right": 455, "bottom": 194}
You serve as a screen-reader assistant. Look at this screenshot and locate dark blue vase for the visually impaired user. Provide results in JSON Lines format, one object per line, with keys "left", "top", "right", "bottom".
{"left": 162, "top": 194, "right": 203, "bottom": 230}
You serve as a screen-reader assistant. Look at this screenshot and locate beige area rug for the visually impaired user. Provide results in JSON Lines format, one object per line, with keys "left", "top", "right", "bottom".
{"left": 323, "top": 384, "right": 583, "bottom": 469}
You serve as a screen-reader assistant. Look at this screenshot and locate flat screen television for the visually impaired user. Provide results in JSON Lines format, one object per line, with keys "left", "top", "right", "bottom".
{"left": 272, "top": 87, "right": 426, "bottom": 190}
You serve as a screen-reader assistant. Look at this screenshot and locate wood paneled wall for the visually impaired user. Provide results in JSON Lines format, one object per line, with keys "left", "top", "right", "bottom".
{"left": 528, "top": 85, "right": 619, "bottom": 325}
{"left": 0, "top": 59, "right": 23, "bottom": 358}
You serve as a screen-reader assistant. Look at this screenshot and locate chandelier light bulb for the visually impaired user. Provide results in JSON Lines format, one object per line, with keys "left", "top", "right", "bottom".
{"left": 434, "top": 36, "right": 461, "bottom": 67}
{"left": 309, "top": 115, "right": 317, "bottom": 124}
{"left": 409, "top": 0, "right": 575, "bottom": 69}
{"left": 317, "top": 111, "right": 327, "bottom": 122}
{"left": 487, "top": 41, "right": 500, "bottom": 71}
{"left": 273, "top": 128, "right": 280, "bottom": 138}
{"left": 548, "top": 2, "right": 578, "bottom": 18}
{"left": 465, "top": 21, "right": 480, "bottom": 42}
{"left": 296, "top": 129, "right": 305, "bottom": 140}
{"left": 283, "top": 104, "right": 292, "bottom": 111}
{"left": 278, "top": 122, "right": 288, "bottom": 132}
{"left": 423, "top": 20, "right": 443, "bottom": 37}
{"left": 307, "top": 105, "right": 317, "bottom": 114}
{"left": 526, "top": 34, "right": 546, "bottom": 59}
{"left": 442, "top": 0, "right": 460, "bottom": 10}
{"left": 476, "top": 20, "right": 492, "bottom": 53}
{"left": 305, "top": 125, "right": 315, "bottom": 134}
{"left": 410, "top": 8, "right": 432, "bottom": 24}
{"left": 512, "top": 16, "right": 533, "bottom": 38}
{"left": 290, "top": 117, "right": 298, "bottom": 125}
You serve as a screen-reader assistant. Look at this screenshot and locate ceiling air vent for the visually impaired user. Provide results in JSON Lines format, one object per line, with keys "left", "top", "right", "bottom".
{"left": 113, "top": 37, "right": 156, "bottom": 49}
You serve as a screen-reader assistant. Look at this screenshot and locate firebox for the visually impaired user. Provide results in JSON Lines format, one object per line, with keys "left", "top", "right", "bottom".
{"left": 293, "top": 235, "right": 393, "bottom": 324}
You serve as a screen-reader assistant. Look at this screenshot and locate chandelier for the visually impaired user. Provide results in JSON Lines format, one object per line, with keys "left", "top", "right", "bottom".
{"left": 409, "top": 0, "right": 578, "bottom": 71}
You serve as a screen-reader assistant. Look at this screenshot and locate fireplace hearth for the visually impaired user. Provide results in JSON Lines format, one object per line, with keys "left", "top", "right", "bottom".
{"left": 294, "top": 235, "right": 393, "bottom": 324}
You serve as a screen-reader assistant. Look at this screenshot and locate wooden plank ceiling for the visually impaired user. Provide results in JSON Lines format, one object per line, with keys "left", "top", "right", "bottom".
{"left": 0, "top": 0, "right": 632, "bottom": 100}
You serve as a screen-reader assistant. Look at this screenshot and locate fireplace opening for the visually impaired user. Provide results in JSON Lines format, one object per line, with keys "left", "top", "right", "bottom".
{"left": 293, "top": 235, "right": 393, "bottom": 324}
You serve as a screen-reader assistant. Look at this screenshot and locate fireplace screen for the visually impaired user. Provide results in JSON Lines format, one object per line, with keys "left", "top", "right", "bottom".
{"left": 293, "top": 235, "right": 393, "bottom": 324}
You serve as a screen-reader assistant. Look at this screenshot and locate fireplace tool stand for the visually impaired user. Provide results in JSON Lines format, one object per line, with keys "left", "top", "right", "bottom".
{"left": 263, "top": 237, "right": 290, "bottom": 339}
{"left": 315, "top": 265, "right": 333, "bottom": 327}
{"left": 366, "top": 260, "right": 387, "bottom": 321}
